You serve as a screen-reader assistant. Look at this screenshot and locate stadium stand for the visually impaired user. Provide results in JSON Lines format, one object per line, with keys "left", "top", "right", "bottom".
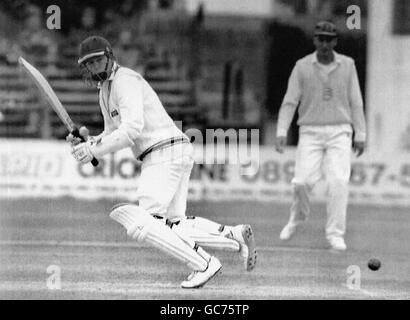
{"left": 0, "top": 35, "right": 206, "bottom": 139}
{"left": 0, "top": 64, "right": 46, "bottom": 138}
{"left": 0, "top": 1, "right": 265, "bottom": 140}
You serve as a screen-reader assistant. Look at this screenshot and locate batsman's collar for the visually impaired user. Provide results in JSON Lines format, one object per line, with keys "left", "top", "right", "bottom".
{"left": 96, "top": 62, "right": 120, "bottom": 89}
{"left": 108, "top": 62, "right": 120, "bottom": 81}
{"left": 78, "top": 50, "right": 105, "bottom": 64}
{"left": 312, "top": 51, "right": 342, "bottom": 65}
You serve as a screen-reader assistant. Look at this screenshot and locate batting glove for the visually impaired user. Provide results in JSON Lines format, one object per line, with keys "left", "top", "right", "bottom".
{"left": 71, "top": 139, "right": 96, "bottom": 164}
{"left": 66, "top": 133, "right": 82, "bottom": 146}
{"left": 66, "top": 126, "right": 92, "bottom": 146}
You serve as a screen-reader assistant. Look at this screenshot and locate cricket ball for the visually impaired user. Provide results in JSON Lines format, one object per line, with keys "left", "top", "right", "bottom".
{"left": 368, "top": 258, "right": 381, "bottom": 271}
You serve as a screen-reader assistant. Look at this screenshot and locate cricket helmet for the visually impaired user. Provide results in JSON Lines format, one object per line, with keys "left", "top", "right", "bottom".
{"left": 78, "top": 36, "right": 115, "bottom": 85}
{"left": 78, "top": 36, "right": 113, "bottom": 64}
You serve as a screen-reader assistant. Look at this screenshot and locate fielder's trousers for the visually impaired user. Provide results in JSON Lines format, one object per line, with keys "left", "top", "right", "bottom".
{"left": 289, "top": 124, "right": 352, "bottom": 240}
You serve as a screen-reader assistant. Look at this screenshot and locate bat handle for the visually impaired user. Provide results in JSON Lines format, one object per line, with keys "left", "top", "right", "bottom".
{"left": 90, "top": 158, "right": 99, "bottom": 167}
{"left": 72, "top": 127, "right": 99, "bottom": 167}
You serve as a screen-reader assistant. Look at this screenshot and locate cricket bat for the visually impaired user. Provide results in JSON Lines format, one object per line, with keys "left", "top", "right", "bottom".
{"left": 18, "top": 57, "right": 99, "bottom": 167}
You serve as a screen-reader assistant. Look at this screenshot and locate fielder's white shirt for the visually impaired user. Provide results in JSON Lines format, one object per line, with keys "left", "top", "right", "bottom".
{"left": 97, "top": 63, "right": 186, "bottom": 159}
{"left": 277, "top": 51, "right": 366, "bottom": 142}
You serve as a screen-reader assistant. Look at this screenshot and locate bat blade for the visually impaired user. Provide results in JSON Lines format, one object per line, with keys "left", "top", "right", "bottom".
{"left": 18, "top": 57, "right": 99, "bottom": 167}
{"left": 18, "top": 57, "right": 75, "bottom": 132}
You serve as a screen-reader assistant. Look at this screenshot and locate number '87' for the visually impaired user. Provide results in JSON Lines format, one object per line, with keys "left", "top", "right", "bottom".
{"left": 350, "top": 163, "right": 410, "bottom": 187}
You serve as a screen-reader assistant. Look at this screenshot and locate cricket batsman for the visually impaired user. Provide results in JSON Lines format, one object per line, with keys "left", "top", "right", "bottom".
{"left": 275, "top": 21, "right": 366, "bottom": 251}
{"left": 68, "top": 36, "right": 257, "bottom": 288}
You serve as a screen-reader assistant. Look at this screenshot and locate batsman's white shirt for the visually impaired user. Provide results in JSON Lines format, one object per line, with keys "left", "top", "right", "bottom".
{"left": 98, "top": 63, "right": 187, "bottom": 159}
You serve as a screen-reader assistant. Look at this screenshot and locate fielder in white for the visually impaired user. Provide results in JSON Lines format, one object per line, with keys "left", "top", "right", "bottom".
{"left": 68, "top": 36, "right": 257, "bottom": 288}
{"left": 275, "top": 22, "right": 366, "bottom": 251}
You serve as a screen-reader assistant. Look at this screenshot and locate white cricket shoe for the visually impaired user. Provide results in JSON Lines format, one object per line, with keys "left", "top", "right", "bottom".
{"left": 228, "top": 225, "right": 257, "bottom": 271}
{"left": 181, "top": 256, "right": 222, "bottom": 289}
{"left": 328, "top": 237, "right": 347, "bottom": 251}
{"left": 279, "top": 222, "right": 298, "bottom": 241}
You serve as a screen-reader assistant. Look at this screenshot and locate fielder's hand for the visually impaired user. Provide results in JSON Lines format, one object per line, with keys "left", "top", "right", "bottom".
{"left": 275, "top": 136, "right": 287, "bottom": 154}
{"left": 71, "top": 139, "right": 96, "bottom": 164}
{"left": 353, "top": 141, "right": 365, "bottom": 157}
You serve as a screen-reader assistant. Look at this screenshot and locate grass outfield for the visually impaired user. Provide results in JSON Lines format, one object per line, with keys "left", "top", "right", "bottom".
{"left": 0, "top": 198, "right": 409, "bottom": 299}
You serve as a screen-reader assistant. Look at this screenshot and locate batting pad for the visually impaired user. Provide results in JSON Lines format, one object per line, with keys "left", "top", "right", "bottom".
{"left": 109, "top": 204, "right": 208, "bottom": 271}
{"left": 169, "top": 225, "right": 212, "bottom": 263}
{"left": 173, "top": 217, "right": 240, "bottom": 252}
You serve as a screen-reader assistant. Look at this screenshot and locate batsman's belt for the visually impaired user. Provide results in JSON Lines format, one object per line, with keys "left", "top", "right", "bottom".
{"left": 152, "top": 214, "right": 180, "bottom": 228}
{"left": 137, "top": 136, "right": 190, "bottom": 161}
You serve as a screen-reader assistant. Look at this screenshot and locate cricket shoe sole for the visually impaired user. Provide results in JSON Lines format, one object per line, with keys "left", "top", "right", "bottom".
{"left": 240, "top": 225, "right": 257, "bottom": 271}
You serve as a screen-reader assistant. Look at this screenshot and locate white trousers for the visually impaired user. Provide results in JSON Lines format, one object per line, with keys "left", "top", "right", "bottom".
{"left": 136, "top": 142, "right": 194, "bottom": 220}
{"left": 289, "top": 124, "right": 352, "bottom": 240}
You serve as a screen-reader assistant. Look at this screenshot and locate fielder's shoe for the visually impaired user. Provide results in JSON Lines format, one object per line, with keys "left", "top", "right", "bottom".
{"left": 228, "top": 225, "right": 257, "bottom": 271}
{"left": 328, "top": 237, "right": 347, "bottom": 252}
{"left": 181, "top": 256, "right": 222, "bottom": 289}
{"left": 279, "top": 222, "right": 298, "bottom": 241}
